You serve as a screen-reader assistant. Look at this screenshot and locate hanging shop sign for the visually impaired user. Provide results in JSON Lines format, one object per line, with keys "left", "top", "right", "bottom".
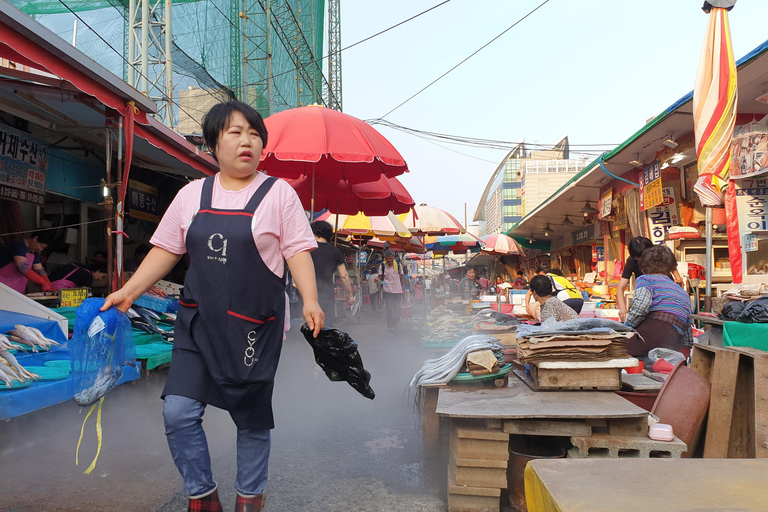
{"left": 358, "top": 251, "right": 368, "bottom": 266}
{"left": 592, "top": 242, "right": 605, "bottom": 262}
{"left": 730, "top": 114, "right": 768, "bottom": 180}
{"left": 126, "top": 179, "right": 159, "bottom": 223}
{"left": 647, "top": 187, "right": 679, "bottom": 244}
{"left": 0, "top": 124, "right": 48, "bottom": 205}
{"left": 735, "top": 177, "right": 768, "bottom": 232}
{"left": 598, "top": 188, "right": 613, "bottom": 219}
{"left": 572, "top": 223, "right": 600, "bottom": 246}
{"left": 639, "top": 161, "right": 663, "bottom": 211}
{"left": 615, "top": 195, "right": 628, "bottom": 230}
{"left": 744, "top": 233, "right": 758, "bottom": 252}
{"left": 346, "top": 253, "right": 356, "bottom": 265}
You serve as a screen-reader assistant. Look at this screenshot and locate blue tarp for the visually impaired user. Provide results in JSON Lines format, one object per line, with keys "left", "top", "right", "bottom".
{"left": 0, "top": 309, "right": 68, "bottom": 345}
{"left": 0, "top": 359, "right": 140, "bottom": 420}
{"left": 0, "top": 309, "right": 140, "bottom": 420}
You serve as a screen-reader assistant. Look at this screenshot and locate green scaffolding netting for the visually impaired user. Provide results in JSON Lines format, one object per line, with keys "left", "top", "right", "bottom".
{"left": 9, "top": 0, "right": 327, "bottom": 126}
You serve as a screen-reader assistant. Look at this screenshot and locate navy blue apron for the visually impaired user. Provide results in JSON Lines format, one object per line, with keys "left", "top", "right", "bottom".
{"left": 162, "top": 176, "right": 286, "bottom": 430}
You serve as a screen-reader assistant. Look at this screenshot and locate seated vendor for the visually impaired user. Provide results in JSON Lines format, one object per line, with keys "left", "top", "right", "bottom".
{"left": 459, "top": 267, "right": 479, "bottom": 300}
{"left": 624, "top": 245, "right": 693, "bottom": 360}
{"left": 530, "top": 275, "right": 579, "bottom": 323}
{"left": 0, "top": 231, "right": 56, "bottom": 293}
{"left": 48, "top": 262, "right": 97, "bottom": 289}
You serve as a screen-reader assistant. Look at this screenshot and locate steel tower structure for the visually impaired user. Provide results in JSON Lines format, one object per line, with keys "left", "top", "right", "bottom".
{"left": 127, "top": 0, "right": 174, "bottom": 127}
{"left": 326, "top": 0, "right": 341, "bottom": 111}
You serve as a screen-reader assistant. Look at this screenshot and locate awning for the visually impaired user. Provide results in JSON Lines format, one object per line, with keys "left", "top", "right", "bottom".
{"left": 0, "top": 1, "right": 218, "bottom": 178}
{"left": 510, "top": 36, "right": 768, "bottom": 241}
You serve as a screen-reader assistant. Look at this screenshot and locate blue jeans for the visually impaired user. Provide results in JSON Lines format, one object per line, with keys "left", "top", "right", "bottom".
{"left": 163, "top": 394, "right": 271, "bottom": 497}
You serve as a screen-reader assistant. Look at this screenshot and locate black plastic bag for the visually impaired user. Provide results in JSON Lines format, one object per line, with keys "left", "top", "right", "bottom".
{"left": 736, "top": 297, "right": 768, "bottom": 323}
{"left": 719, "top": 301, "right": 746, "bottom": 321}
{"left": 301, "top": 324, "right": 375, "bottom": 399}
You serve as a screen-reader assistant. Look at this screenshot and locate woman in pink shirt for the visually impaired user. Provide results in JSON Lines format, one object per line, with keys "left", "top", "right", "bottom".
{"left": 102, "top": 101, "right": 322, "bottom": 512}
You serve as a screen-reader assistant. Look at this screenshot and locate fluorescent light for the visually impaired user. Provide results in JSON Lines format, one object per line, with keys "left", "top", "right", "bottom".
{"left": 663, "top": 136, "right": 678, "bottom": 149}
{"left": 629, "top": 159, "right": 643, "bottom": 167}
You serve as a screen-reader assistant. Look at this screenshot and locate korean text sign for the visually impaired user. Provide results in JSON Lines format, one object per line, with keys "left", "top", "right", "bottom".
{"left": 647, "top": 187, "right": 679, "bottom": 244}
{"left": 0, "top": 124, "right": 48, "bottom": 205}
{"left": 639, "top": 161, "right": 663, "bottom": 211}
{"left": 736, "top": 178, "right": 768, "bottom": 233}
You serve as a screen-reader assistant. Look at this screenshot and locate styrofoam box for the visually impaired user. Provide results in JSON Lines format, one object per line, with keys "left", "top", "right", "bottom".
{"left": 595, "top": 309, "right": 620, "bottom": 318}
{"left": 480, "top": 295, "right": 507, "bottom": 303}
{"left": 581, "top": 301, "right": 597, "bottom": 312}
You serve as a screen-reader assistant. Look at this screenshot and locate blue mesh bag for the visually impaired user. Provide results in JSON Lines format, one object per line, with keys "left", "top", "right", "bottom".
{"left": 71, "top": 298, "right": 135, "bottom": 406}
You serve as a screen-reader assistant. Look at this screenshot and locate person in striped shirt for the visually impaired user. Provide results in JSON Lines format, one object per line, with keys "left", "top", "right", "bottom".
{"left": 625, "top": 245, "right": 694, "bottom": 360}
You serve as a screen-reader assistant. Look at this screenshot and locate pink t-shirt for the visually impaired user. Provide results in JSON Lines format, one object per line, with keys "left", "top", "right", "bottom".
{"left": 150, "top": 172, "right": 316, "bottom": 332}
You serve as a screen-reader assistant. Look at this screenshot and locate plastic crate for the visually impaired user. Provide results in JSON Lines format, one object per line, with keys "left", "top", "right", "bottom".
{"left": 133, "top": 294, "right": 179, "bottom": 314}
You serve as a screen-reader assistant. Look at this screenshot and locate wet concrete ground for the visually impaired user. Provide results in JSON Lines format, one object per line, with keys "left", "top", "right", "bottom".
{"left": 1, "top": 306, "right": 478, "bottom": 512}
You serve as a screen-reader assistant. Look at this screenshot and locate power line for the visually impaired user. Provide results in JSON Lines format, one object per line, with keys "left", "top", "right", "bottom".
{"left": 379, "top": 0, "right": 551, "bottom": 119}
{"left": 369, "top": 119, "right": 618, "bottom": 153}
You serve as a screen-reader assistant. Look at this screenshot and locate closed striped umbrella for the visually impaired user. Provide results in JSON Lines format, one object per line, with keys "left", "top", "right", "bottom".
{"left": 692, "top": 4, "right": 738, "bottom": 206}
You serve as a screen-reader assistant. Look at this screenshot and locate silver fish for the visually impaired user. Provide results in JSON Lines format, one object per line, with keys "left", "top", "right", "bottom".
{"left": 0, "top": 365, "right": 13, "bottom": 387}
{"left": 6, "top": 331, "right": 38, "bottom": 352}
{"left": 0, "top": 359, "right": 21, "bottom": 382}
{"left": 0, "top": 350, "right": 31, "bottom": 382}
{"left": 24, "top": 326, "right": 59, "bottom": 347}
{"left": 74, "top": 365, "right": 123, "bottom": 406}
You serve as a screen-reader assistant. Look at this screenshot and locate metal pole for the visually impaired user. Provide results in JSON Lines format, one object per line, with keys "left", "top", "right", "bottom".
{"left": 705, "top": 206, "right": 713, "bottom": 312}
{"left": 105, "top": 129, "right": 114, "bottom": 294}
{"left": 266, "top": 0, "right": 274, "bottom": 115}
{"left": 116, "top": 119, "right": 124, "bottom": 291}
{"left": 310, "top": 163, "right": 316, "bottom": 217}
{"left": 141, "top": 0, "right": 149, "bottom": 95}
{"left": 128, "top": 0, "right": 136, "bottom": 87}
{"left": 164, "top": 0, "right": 173, "bottom": 127}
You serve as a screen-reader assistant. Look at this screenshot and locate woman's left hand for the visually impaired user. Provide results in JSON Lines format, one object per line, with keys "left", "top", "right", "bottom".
{"left": 303, "top": 299, "right": 325, "bottom": 338}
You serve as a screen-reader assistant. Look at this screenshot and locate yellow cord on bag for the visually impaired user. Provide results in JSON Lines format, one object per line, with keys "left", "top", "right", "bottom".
{"left": 75, "top": 397, "right": 105, "bottom": 474}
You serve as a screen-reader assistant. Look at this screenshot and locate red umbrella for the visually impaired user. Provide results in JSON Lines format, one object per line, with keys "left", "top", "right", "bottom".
{"left": 282, "top": 174, "right": 414, "bottom": 216}
{"left": 259, "top": 106, "right": 409, "bottom": 213}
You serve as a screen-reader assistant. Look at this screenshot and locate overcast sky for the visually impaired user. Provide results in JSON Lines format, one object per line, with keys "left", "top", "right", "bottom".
{"left": 340, "top": 0, "right": 768, "bottom": 224}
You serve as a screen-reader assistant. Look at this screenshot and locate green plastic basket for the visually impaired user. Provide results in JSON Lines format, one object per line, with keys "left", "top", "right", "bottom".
{"left": 44, "top": 359, "right": 73, "bottom": 371}
{"left": 451, "top": 363, "right": 512, "bottom": 382}
{"left": 24, "top": 366, "right": 71, "bottom": 381}
{"left": 0, "top": 379, "right": 32, "bottom": 391}
{"left": 135, "top": 343, "right": 173, "bottom": 358}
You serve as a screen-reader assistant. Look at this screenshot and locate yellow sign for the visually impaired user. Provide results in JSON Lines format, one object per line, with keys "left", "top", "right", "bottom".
{"left": 615, "top": 196, "right": 628, "bottom": 230}
{"left": 643, "top": 179, "right": 664, "bottom": 210}
{"left": 60, "top": 287, "right": 88, "bottom": 308}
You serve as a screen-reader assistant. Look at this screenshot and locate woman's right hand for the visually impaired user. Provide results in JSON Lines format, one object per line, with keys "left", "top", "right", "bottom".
{"left": 618, "top": 308, "right": 628, "bottom": 323}
{"left": 101, "top": 289, "right": 134, "bottom": 313}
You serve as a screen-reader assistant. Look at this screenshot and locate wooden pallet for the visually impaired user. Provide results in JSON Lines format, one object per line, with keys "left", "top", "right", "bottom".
{"left": 690, "top": 344, "right": 768, "bottom": 458}
{"left": 514, "top": 367, "right": 620, "bottom": 391}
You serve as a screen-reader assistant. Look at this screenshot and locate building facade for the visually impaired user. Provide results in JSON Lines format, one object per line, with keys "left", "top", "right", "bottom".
{"left": 473, "top": 136, "right": 587, "bottom": 236}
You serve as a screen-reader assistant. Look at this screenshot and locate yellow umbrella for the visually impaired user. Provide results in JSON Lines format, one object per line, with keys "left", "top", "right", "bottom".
{"left": 317, "top": 211, "right": 411, "bottom": 239}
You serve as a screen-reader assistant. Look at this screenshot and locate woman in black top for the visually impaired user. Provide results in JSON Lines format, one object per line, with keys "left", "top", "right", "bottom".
{"left": 618, "top": 237, "right": 653, "bottom": 322}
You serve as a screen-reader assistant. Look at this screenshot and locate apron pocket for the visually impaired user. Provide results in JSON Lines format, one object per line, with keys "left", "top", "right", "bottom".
{"left": 221, "top": 308, "right": 278, "bottom": 385}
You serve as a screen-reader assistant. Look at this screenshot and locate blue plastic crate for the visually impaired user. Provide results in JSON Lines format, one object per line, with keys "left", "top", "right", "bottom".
{"left": 133, "top": 294, "right": 179, "bottom": 314}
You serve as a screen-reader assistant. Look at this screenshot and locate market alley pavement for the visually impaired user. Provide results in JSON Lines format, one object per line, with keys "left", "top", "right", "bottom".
{"left": 1, "top": 307, "right": 460, "bottom": 512}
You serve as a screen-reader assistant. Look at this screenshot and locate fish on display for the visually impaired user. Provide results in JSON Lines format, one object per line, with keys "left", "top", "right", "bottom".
{"left": 5, "top": 325, "right": 60, "bottom": 351}
{"left": 133, "top": 306, "right": 161, "bottom": 322}
{"left": 0, "top": 350, "right": 36, "bottom": 382}
{"left": 0, "top": 333, "right": 15, "bottom": 351}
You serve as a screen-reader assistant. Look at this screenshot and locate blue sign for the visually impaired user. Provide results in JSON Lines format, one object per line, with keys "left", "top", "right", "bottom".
{"left": 0, "top": 124, "right": 48, "bottom": 205}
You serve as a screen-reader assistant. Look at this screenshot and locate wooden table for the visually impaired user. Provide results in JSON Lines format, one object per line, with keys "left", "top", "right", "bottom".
{"left": 525, "top": 458, "right": 768, "bottom": 511}
{"left": 422, "top": 376, "right": 648, "bottom": 454}
{"left": 689, "top": 312, "right": 725, "bottom": 326}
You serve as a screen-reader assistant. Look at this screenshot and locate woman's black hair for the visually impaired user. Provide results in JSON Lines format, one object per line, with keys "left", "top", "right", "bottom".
{"left": 548, "top": 268, "right": 564, "bottom": 277}
{"left": 31, "top": 230, "right": 55, "bottom": 246}
{"left": 529, "top": 275, "right": 553, "bottom": 297}
{"left": 202, "top": 101, "right": 268, "bottom": 161}
{"left": 628, "top": 236, "right": 654, "bottom": 258}
{"left": 639, "top": 245, "right": 677, "bottom": 274}
{"left": 311, "top": 220, "right": 334, "bottom": 241}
